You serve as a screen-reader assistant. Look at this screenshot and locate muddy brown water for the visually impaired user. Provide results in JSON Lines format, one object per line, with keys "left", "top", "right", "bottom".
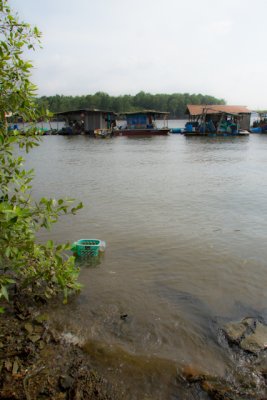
{"left": 24, "top": 129, "right": 267, "bottom": 398}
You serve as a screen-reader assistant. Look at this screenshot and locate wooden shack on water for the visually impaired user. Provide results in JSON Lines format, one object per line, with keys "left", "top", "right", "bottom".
{"left": 55, "top": 109, "right": 117, "bottom": 135}
{"left": 185, "top": 105, "right": 251, "bottom": 135}
{"left": 115, "top": 110, "right": 170, "bottom": 136}
{"left": 251, "top": 110, "right": 267, "bottom": 133}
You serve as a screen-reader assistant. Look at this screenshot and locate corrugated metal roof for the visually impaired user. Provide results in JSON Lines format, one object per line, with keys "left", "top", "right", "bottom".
{"left": 186, "top": 105, "right": 251, "bottom": 116}
{"left": 55, "top": 108, "right": 117, "bottom": 116}
{"left": 122, "top": 110, "right": 169, "bottom": 116}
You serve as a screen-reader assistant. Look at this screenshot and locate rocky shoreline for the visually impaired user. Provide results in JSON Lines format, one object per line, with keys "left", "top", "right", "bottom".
{"left": 0, "top": 298, "right": 118, "bottom": 400}
{"left": 2, "top": 296, "right": 267, "bottom": 399}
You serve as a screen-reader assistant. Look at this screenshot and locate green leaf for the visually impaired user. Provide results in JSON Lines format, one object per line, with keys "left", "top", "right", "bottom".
{"left": 46, "top": 240, "right": 53, "bottom": 249}
{"left": 5, "top": 247, "right": 11, "bottom": 258}
{"left": 0, "top": 285, "right": 9, "bottom": 301}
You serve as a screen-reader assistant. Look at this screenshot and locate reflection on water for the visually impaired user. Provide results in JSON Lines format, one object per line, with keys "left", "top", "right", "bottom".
{"left": 25, "top": 132, "right": 267, "bottom": 397}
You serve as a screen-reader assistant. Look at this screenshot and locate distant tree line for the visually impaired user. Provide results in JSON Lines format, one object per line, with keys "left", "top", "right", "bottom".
{"left": 36, "top": 91, "right": 226, "bottom": 118}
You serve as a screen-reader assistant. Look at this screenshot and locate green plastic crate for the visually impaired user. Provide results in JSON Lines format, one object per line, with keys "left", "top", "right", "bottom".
{"left": 71, "top": 239, "right": 101, "bottom": 257}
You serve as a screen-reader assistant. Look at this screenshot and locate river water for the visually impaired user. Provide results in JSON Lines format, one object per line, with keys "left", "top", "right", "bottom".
{"left": 25, "top": 127, "right": 267, "bottom": 398}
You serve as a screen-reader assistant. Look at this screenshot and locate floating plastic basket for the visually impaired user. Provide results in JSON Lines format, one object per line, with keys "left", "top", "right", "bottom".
{"left": 71, "top": 239, "right": 101, "bottom": 257}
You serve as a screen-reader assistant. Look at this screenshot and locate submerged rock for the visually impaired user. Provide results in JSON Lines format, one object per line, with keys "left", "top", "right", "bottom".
{"left": 240, "top": 323, "right": 267, "bottom": 353}
{"left": 223, "top": 317, "right": 267, "bottom": 354}
{"left": 200, "top": 379, "right": 235, "bottom": 399}
{"left": 223, "top": 317, "right": 255, "bottom": 344}
{"left": 182, "top": 364, "right": 209, "bottom": 382}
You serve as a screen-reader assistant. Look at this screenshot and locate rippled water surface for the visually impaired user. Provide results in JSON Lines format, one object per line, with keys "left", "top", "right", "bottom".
{"left": 25, "top": 132, "right": 267, "bottom": 398}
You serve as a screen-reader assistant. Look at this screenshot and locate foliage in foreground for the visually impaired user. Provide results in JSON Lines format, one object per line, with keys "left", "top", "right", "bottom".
{"left": 0, "top": 0, "right": 83, "bottom": 312}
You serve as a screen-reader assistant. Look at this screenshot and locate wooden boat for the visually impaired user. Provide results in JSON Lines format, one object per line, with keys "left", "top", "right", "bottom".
{"left": 114, "top": 127, "right": 170, "bottom": 136}
{"left": 184, "top": 131, "right": 249, "bottom": 137}
{"left": 170, "top": 127, "right": 183, "bottom": 134}
{"left": 94, "top": 128, "right": 112, "bottom": 138}
{"left": 114, "top": 110, "right": 170, "bottom": 136}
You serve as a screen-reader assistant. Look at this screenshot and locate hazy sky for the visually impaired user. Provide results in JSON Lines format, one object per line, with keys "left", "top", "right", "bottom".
{"left": 10, "top": 0, "right": 267, "bottom": 109}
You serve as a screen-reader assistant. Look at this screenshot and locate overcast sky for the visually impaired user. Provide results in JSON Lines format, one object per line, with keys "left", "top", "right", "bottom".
{"left": 10, "top": 0, "right": 267, "bottom": 110}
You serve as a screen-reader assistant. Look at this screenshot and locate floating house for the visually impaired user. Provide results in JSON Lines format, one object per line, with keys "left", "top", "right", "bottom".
{"left": 184, "top": 105, "right": 251, "bottom": 135}
{"left": 250, "top": 110, "right": 267, "bottom": 133}
{"left": 55, "top": 109, "right": 117, "bottom": 135}
{"left": 115, "top": 110, "right": 170, "bottom": 136}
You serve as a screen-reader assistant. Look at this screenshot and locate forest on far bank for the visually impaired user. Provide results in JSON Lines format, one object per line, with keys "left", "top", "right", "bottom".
{"left": 36, "top": 91, "right": 226, "bottom": 118}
